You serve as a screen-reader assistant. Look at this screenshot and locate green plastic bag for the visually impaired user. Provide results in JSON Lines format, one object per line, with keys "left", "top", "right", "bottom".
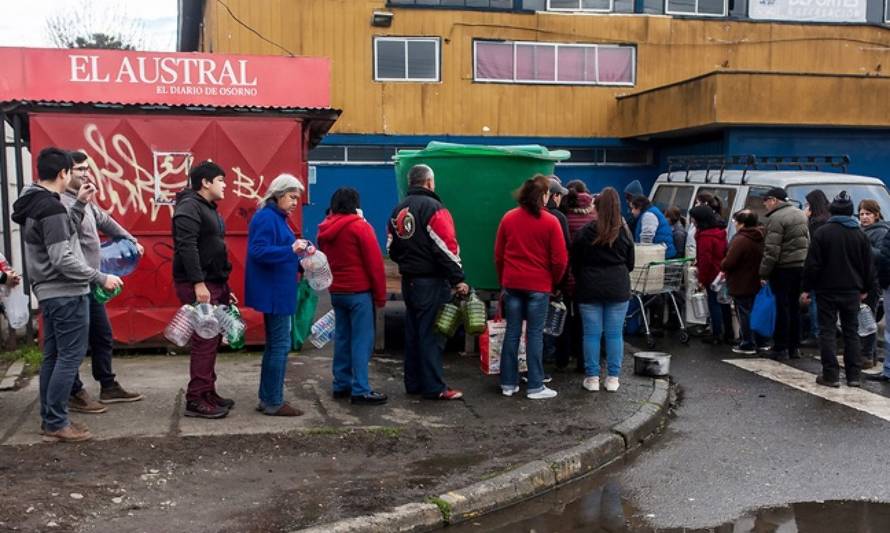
{"left": 291, "top": 278, "right": 318, "bottom": 351}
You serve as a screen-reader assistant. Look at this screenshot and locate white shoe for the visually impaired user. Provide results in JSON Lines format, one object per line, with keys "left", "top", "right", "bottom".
{"left": 582, "top": 376, "right": 600, "bottom": 392}
{"left": 604, "top": 376, "right": 620, "bottom": 392}
{"left": 527, "top": 386, "right": 558, "bottom": 400}
{"left": 502, "top": 385, "right": 520, "bottom": 397}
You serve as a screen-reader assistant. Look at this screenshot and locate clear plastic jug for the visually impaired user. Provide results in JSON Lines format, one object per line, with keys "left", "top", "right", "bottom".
{"left": 1, "top": 283, "right": 30, "bottom": 329}
{"left": 164, "top": 305, "right": 197, "bottom": 347}
{"left": 543, "top": 298, "right": 567, "bottom": 337}
{"left": 462, "top": 290, "right": 487, "bottom": 336}
{"left": 193, "top": 303, "right": 221, "bottom": 339}
{"left": 309, "top": 309, "right": 336, "bottom": 349}
{"left": 99, "top": 238, "right": 141, "bottom": 277}
{"left": 301, "top": 248, "right": 333, "bottom": 292}
{"left": 858, "top": 304, "right": 877, "bottom": 337}
{"left": 214, "top": 305, "right": 245, "bottom": 347}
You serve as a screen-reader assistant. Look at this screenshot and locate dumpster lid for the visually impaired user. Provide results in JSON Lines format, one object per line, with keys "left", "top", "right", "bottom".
{"left": 394, "top": 141, "right": 570, "bottom": 162}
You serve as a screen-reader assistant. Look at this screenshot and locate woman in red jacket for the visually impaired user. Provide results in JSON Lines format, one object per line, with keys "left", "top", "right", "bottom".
{"left": 494, "top": 175, "right": 568, "bottom": 400}
{"left": 690, "top": 205, "right": 728, "bottom": 345}
{"left": 317, "top": 188, "right": 388, "bottom": 406}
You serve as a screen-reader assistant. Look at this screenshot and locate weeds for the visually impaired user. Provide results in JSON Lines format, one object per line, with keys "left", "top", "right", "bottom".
{"left": 0, "top": 344, "right": 42, "bottom": 375}
{"left": 427, "top": 496, "right": 452, "bottom": 522}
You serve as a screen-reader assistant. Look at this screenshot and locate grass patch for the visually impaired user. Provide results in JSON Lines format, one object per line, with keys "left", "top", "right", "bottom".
{"left": 367, "top": 426, "right": 402, "bottom": 438}
{"left": 427, "top": 496, "right": 452, "bottom": 522}
{"left": 0, "top": 344, "right": 42, "bottom": 375}
{"left": 304, "top": 426, "right": 347, "bottom": 436}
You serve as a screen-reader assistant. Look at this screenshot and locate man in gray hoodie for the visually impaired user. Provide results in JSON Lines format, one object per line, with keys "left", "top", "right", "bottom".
{"left": 61, "top": 151, "right": 144, "bottom": 413}
{"left": 11, "top": 147, "right": 122, "bottom": 443}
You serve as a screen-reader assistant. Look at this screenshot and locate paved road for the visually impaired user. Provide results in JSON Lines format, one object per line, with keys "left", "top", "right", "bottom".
{"left": 454, "top": 335, "right": 890, "bottom": 531}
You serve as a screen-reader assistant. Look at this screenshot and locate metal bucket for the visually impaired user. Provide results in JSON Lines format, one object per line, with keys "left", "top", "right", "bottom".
{"left": 690, "top": 291, "right": 709, "bottom": 319}
{"left": 633, "top": 351, "right": 671, "bottom": 377}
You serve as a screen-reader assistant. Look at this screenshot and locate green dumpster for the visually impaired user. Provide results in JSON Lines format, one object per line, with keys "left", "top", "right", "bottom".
{"left": 393, "top": 142, "right": 570, "bottom": 290}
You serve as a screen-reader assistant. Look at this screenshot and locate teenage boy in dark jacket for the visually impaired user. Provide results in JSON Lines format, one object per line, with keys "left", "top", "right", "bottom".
{"left": 802, "top": 191, "right": 872, "bottom": 388}
{"left": 11, "top": 147, "right": 123, "bottom": 442}
{"left": 388, "top": 164, "right": 468, "bottom": 401}
{"left": 172, "top": 160, "right": 235, "bottom": 418}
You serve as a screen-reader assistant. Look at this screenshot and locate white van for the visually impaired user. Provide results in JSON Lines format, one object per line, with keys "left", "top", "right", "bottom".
{"left": 649, "top": 157, "right": 890, "bottom": 238}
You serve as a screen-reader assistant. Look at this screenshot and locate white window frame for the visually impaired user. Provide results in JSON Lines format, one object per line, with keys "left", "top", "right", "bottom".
{"left": 473, "top": 40, "right": 636, "bottom": 87}
{"left": 886, "top": 0, "right": 890, "bottom": 23}
{"left": 373, "top": 37, "right": 441, "bottom": 83}
{"left": 665, "top": 0, "right": 727, "bottom": 17}
{"left": 546, "top": 0, "right": 615, "bottom": 12}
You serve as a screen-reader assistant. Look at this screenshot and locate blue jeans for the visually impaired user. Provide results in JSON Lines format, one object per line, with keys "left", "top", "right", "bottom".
{"left": 331, "top": 292, "right": 375, "bottom": 397}
{"left": 706, "top": 288, "right": 723, "bottom": 338}
{"left": 403, "top": 278, "right": 451, "bottom": 397}
{"left": 809, "top": 291, "right": 820, "bottom": 338}
{"left": 501, "top": 289, "right": 549, "bottom": 394}
{"left": 258, "top": 313, "right": 292, "bottom": 413}
{"left": 39, "top": 295, "right": 90, "bottom": 432}
{"left": 579, "top": 300, "right": 630, "bottom": 378}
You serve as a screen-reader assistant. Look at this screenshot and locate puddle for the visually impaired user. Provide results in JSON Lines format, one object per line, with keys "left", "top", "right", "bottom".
{"left": 447, "top": 481, "right": 890, "bottom": 533}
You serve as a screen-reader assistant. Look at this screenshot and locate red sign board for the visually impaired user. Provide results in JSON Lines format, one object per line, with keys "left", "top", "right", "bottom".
{"left": 0, "top": 47, "right": 330, "bottom": 109}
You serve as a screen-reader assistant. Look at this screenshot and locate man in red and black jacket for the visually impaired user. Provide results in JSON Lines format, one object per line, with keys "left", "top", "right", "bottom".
{"left": 388, "top": 164, "right": 469, "bottom": 400}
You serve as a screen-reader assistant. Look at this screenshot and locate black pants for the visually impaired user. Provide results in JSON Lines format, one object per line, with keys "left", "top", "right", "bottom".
{"left": 816, "top": 291, "right": 861, "bottom": 383}
{"left": 71, "top": 291, "right": 117, "bottom": 393}
{"left": 555, "top": 298, "right": 583, "bottom": 370}
{"left": 402, "top": 277, "right": 450, "bottom": 397}
{"left": 769, "top": 267, "right": 803, "bottom": 353}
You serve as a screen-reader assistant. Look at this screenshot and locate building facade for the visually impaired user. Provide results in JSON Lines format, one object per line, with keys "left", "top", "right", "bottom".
{"left": 179, "top": 0, "right": 890, "bottom": 244}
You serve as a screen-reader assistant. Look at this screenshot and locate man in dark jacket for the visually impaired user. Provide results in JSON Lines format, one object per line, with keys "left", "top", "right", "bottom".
{"left": 172, "top": 160, "right": 234, "bottom": 418}
{"left": 388, "top": 164, "right": 468, "bottom": 400}
{"left": 11, "top": 147, "right": 123, "bottom": 442}
{"left": 802, "top": 191, "right": 871, "bottom": 388}
{"left": 871, "top": 212, "right": 890, "bottom": 383}
{"left": 759, "top": 187, "right": 809, "bottom": 360}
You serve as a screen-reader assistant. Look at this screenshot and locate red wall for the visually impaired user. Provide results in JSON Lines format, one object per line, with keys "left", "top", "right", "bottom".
{"left": 29, "top": 113, "right": 306, "bottom": 346}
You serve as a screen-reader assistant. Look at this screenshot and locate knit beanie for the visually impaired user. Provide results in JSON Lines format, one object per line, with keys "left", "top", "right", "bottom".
{"left": 829, "top": 191, "right": 854, "bottom": 216}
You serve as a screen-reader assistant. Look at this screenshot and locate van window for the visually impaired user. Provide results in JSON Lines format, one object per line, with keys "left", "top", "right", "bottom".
{"left": 696, "top": 187, "right": 736, "bottom": 221}
{"left": 787, "top": 184, "right": 890, "bottom": 221}
{"left": 743, "top": 186, "right": 772, "bottom": 223}
{"left": 652, "top": 185, "right": 694, "bottom": 215}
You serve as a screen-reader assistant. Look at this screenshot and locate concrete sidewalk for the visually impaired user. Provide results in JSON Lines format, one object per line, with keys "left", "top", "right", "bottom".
{"left": 0, "top": 344, "right": 667, "bottom": 532}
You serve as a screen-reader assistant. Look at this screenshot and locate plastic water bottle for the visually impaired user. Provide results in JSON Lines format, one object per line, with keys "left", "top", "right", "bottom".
{"left": 92, "top": 283, "right": 122, "bottom": 304}
{"left": 543, "top": 298, "right": 567, "bottom": 337}
{"left": 858, "top": 304, "right": 877, "bottom": 337}
{"left": 214, "top": 305, "right": 246, "bottom": 347}
{"left": 99, "top": 239, "right": 141, "bottom": 277}
{"left": 301, "top": 246, "right": 333, "bottom": 291}
{"left": 434, "top": 298, "right": 463, "bottom": 338}
{"left": 164, "top": 305, "right": 197, "bottom": 347}
{"left": 462, "top": 290, "right": 487, "bottom": 336}
{"left": 309, "top": 310, "right": 336, "bottom": 348}
{"left": 1, "top": 283, "right": 30, "bottom": 329}
{"left": 193, "top": 303, "right": 221, "bottom": 339}
{"left": 224, "top": 305, "right": 246, "bottom": 349}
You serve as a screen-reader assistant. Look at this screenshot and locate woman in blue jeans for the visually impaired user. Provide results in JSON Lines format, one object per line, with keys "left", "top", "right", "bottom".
{"left": 571, "top": 187, "right": 635, "bottom": 392}
{"left": 494, "top": 175, "right": 568, "bottom": 400}
{"left": 245, "top": 174, "right": 306, "bottom": 417}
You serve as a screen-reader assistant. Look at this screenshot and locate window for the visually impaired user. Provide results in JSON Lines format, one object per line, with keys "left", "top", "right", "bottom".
{"left": 652, "top": 185, "right": 695, "bottom": 215}
{"left": 665, "top": 0, "right": 726, "bottom": 16}
{"left": 547, "top": 0, "right": 613, "bottom": 11}
{"left": 388, "top": 0, "right": 514, "bottom": 8}
{"left": 374, "top": 37, "right": 440, "bottom": 82}
{"left": 308, "top": 145, "right": 424, "bottom": 165}
{"left": 474, "top": 40, "right": 635, "bottom": 86}
{"left": 696, "top": 187, "right": 737, "bottom": 221}
{"left": 553, "top": 147, "right": 651, "bottom": 165}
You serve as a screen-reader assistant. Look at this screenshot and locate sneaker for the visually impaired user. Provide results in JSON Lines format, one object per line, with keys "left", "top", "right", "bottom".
{"left": 100, "top": 382, "right": 144, "bottom": 404}
{"left": 351, "top": 391, "right": 388, "bottom": 405}
{"left": 582, "top": 376, "right": 600, "bottom": 392}
{"left": 69, "top": 390, "right": 108, "bottom": 414}
{"left": 332, "top": 389, "right": 351, "bottom": 399}
{"left": 768, "top": 348, "right": 790, "bottom": 361}
{"left": 435, "top": 388, "right": 464, "bottom": 401}
{"left": 207, "top": 391, "right": 235, "bottom": 410}
{"left": 847, "top": 380, "right": 862, "bottom": 388}
{"left": 527, "top": 386, "right": 558, "bottom": 400}
{"left": 757, "top": 345, "right": 773, "bottom": 353}
{"left": 815, "top": 375, "right": 840, "bottom": 388}
{"left": 789, "top": 349, "right": 801, "bottom": 360}
{"left": 732, "top": 344, "right": 757, "bottom": 355}
{"left": 263, "top": 402, "right": 304, "bottom": 416}
{"left": 42, "top": 423, "right": 92, "bottom": 443}
{"left": 184, "top": 399, "right": 229, "bottom": 419}
{"left": 604, "top": 376, "right": 620, "bottom": 392}
{"left": 521, "top": 374, "right": 553, "bottom": 384}
{"left": 40, "top": 420, "right": 87, "bottom": 435}
{"left": 502, "top": 385, "right": 520, "bottom": 397}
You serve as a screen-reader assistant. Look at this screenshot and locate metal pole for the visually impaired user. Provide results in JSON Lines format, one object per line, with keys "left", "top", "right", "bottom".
{"left": 12, "top": 113, "right": 33, "bottom": 341}
{"left": 0, "top": 112, "right": 11, "bottom": 262}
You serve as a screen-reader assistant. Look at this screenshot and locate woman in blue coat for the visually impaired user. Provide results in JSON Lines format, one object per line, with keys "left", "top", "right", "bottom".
{"left": 245, "top": 173, "right": 307, "bottom": 417}
{"left": 630, "top": 195, "right": 677, "bottom": 259}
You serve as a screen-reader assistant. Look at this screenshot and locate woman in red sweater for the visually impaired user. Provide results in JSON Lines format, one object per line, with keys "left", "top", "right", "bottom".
{"left": 494, "top": 175, "right": 568, "bottom": 400}
{"left": 690, "top": 205, "right": 728, "bottom": 345}
{"left": 317, "top": 188, "right": 388, "bottom": 406}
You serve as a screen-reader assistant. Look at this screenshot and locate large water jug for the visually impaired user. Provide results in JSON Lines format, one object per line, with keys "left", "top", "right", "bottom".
{"left": 463, "top": 290, "right": 487, "bottom": 336}
{"left": 301, "top": 246, "right": 333, "bottom": 291}
{"left": 434, "top": 297, "right": 462, "bottom": 338}
{"left": 543, "top": 298, "right": 567, "bottom": 337}
{"left": 214, "top": 305, "right": 246, "bottom": 347}
{"left": 164, "top": 305, "right": 197, "bottom": 347}
{"left": 100, "top": 238, "right": 141, "bottom": 277}
{"left": 193, "top": 303, "right": 221, "bottom": 339}
{"left": 858, "top": 304, "right": 877, "bottom": 337}
{"left": 309, "top": 310, "right": 336, "bottom": 349}
{"left": 1, "top": 283, "right": 30, "bottom": 329}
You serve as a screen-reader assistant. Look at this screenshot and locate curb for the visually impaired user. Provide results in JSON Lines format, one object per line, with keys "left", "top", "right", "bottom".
{"left": 294, "top": 376, "right": 673, "bottom": 532}
{"left": 0, "top": 360, "right": 25, "bottom": 391}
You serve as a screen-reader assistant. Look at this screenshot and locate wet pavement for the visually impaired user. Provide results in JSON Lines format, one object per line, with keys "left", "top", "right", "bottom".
{"left": 451, "top": 335, "right": 890, "bottom": 531}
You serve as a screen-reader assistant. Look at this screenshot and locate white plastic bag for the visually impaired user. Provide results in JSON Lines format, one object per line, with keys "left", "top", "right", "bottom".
{"left": 2, "top": 283, "right": 30, "bottom": 329}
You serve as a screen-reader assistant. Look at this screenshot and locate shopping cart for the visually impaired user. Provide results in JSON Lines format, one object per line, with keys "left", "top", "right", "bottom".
{"left": 628, "top": 258, "right": 693, "bottom": 349}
